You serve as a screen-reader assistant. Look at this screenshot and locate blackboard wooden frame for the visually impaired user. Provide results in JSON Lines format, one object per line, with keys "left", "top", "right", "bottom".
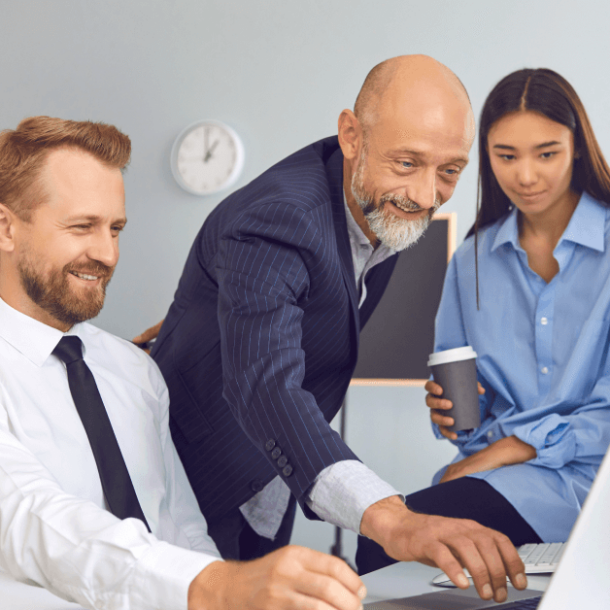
{"left": 351, "top": 212, "right": 456, "bottom": 387}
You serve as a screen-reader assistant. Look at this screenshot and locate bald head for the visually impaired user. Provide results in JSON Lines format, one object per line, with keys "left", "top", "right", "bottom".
{"left": 338, "top": 55, "right": 475, "bottom": 251}
{"left": 354, "top": 55, "right": 473, "bottom": 139}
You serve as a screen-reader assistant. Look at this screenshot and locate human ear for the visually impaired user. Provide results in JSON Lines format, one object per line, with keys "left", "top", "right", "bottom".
{"left": 337, "top": 109, "right": 363, "bottom": 161}
{"left": 0, "top": 203, "right": 17, "bottom": 253}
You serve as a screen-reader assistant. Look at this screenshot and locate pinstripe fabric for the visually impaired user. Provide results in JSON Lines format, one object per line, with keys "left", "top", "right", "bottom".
{"left": 152, "top": 137, "right": 398, "bottom": 522}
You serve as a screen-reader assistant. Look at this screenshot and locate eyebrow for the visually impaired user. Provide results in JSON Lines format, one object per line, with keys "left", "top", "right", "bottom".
{"left": 389, "top": 148, "right": 469, "bottom": 165}
{"left": 492, "top": 141, "right": 563, "bottom": 151}
{"left": 64, "top": 215, "right": 127, "bottom": 225}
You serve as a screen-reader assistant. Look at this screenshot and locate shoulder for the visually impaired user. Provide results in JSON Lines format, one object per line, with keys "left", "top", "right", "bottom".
{"left": 213, "top": 137, "right": 340, "bottom": 220}
{"left": 78, "top": 323, "right": 167, "bottom": 398}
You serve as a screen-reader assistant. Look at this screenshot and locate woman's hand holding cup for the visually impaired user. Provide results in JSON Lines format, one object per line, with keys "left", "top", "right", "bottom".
{"left": 425, "top": 379, "right": 485, "bottom": 440}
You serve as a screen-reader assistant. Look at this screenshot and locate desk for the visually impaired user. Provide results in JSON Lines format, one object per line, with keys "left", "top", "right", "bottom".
{"left": 1, "top": 563, "right": 551, "bottom": 609}
{"left": 360, "top": 562, "right": 551, "bottom": 605}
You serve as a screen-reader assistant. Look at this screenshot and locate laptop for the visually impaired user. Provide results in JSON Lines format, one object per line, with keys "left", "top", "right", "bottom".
{"left": 364, "top": 443, "right": 610, "bottom": 609}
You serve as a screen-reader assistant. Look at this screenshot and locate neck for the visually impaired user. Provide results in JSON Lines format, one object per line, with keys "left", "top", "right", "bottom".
{"left": 342, "top": 157, "right": 379, "bottom": 247}
{"left": 518, "top": 189, "right": 581, "bottom": 248}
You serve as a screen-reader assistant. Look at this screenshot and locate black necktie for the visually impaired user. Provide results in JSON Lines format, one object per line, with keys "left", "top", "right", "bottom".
{"left": 53, "top": 335, "right": 150, "bottom": 531}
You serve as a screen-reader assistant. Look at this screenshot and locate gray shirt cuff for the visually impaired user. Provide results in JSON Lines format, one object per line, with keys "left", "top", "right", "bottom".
{"left": 305, "top": 460, "right": 403, "bottom": 533}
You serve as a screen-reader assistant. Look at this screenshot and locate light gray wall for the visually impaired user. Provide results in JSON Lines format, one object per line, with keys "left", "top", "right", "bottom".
{"left": 2, "top": 0, "right": 609, "bottom": 562}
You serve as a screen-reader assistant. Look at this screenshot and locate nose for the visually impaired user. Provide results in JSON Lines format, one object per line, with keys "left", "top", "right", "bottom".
{"left": 87, "top": 228, "right": 119, "bottom": 268}
{"left": 408, "top": 168, "right": 438, "bottom": 210}
{"left": 516, "top": 159, "right": 538, "bottom": 187}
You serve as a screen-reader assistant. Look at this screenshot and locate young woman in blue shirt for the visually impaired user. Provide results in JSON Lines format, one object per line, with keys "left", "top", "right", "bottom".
{"left": 357, "top": 67, "right": 610, "bottom": 575}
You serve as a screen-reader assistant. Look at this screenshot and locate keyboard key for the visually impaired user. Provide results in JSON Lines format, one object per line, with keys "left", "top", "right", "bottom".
{"left": 536, "top": 542, "right": 564, "bottom": 567}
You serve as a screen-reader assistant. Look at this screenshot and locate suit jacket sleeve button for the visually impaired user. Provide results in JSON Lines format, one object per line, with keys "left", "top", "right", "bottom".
{"left": 250, "top": 479, "right": 264, "bottom": 492}
{"left": 277, "top": 455, "right": 288, "bottom": 468}
{"left": 265, "top": 439, "right": 276, "bottom": 452}
{"left": 282, "top": 465, "right": 293, "bottom": 477}
{"left": 271, "top": 447, "right": 282, "bottom": 460}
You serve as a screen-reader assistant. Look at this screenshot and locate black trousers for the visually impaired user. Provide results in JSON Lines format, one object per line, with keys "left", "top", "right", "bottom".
{"left": 206, "top": 494, "right": 298, "bottom": 560}
{"left": 356, "top": 477, "right": 542, "bottom": 575}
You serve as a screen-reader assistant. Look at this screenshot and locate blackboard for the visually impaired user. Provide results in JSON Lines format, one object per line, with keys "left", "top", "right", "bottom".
{"left": 351, "top": 212, "right": 456, "bottom": 386}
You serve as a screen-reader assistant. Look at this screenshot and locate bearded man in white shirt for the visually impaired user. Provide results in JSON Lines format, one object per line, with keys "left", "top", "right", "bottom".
{"left": 0, "top": 116, "right": 366, "bottom": 610}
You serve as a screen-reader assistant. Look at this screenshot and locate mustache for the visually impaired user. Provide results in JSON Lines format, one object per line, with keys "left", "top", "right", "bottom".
{"left": 64, "top": 261, "right": 114, "bottom": 279}
{"left": 381, "top": 194, "right": 425, "bottom": 211}
{"left": 362, "top": 194, "right": 440, "bottom": 217}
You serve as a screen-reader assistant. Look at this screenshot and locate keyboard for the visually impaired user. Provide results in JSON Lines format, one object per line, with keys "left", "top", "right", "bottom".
{"left": 517, "top": 542, "right": 566, "bottom": 573}
{"left": 431, "top": 542, "right": 566, "bottom": 585}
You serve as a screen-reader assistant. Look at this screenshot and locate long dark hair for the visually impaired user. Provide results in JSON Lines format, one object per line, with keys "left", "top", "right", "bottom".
{"left": 468, "top": 68, "right": 610, "bottom": 306}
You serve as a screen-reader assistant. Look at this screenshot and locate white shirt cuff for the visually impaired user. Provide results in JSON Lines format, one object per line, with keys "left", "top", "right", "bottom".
{"left": 134, "top": 542, "right": 221, "bottom": 610}
{"left": 305, "top": 460, "right": 402, "bottom": 534}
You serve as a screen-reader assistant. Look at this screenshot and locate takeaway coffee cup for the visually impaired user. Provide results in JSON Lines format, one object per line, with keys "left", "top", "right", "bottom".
{"left": 427, "top": 346, "right": 479, "bottom": 432}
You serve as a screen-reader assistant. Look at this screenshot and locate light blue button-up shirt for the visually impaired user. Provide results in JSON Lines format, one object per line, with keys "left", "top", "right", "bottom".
{"left": 432, "top": 192, "right": 610, "bottom": 542}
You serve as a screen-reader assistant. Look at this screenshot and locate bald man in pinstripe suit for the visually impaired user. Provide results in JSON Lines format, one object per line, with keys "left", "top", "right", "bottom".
{"left": 140, "top": 55, "right": 527, "bottom": 603}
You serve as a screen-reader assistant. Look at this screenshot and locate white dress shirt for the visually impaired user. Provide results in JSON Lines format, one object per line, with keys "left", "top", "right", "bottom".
{"left": 238, "top": 195, "right": 401, "bottom": 539}
{"left": 0, "top": 297, "right": 221, "bottom": 610}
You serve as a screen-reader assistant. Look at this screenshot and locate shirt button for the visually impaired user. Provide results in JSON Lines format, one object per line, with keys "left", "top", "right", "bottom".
{"left": 541, "top": 366, "right": 549, "bottom": 374}
{"left": 541, "top": 317, "right": 548, "bottom": 325}
{"left": 487, "top": 430, "right": 494, "bottom": 439}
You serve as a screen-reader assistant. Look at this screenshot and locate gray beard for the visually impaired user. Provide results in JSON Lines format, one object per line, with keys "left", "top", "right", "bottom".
{"left": 350, "top": 148, "right": 439, "bottom": 252}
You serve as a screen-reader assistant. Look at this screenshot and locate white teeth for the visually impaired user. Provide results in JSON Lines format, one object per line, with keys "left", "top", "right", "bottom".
{"left": 72, "top": 272, "right": 98, "bottom": 281}
{"left": 394, "top": 200, "right": 415, "bottom": 212}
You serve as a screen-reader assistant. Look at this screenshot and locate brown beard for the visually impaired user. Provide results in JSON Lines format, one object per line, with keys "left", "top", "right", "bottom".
{"left": 18, "top": 254, "right": 114, "bottom": 327}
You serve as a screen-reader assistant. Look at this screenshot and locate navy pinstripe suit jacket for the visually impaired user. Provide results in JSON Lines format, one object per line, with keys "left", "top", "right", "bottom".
{"left": 152, "top": 136, "right": 398, "bottom": 522}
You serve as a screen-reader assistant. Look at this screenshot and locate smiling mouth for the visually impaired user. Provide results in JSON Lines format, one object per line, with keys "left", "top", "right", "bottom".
{"left": 518, "top": 191, "right": 546, "bottom": 199}
{"left": 389, "top": 199, "right": 424, "bottom": 214}
{"left": 69, "top": 271, "right": 101, "bottom": 282}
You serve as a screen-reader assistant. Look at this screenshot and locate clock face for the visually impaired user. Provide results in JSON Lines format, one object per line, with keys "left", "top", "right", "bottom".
{"left": 171, "top": 121, "right": 244, "bottom": 195}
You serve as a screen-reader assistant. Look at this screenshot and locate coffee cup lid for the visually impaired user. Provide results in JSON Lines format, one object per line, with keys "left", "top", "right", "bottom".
{"left": 427, "top": 346, "right": 477, "bottom": 367}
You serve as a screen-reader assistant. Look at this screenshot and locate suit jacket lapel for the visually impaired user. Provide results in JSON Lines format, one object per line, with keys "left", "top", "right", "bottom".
{"left": 325, "top": 147, "right": 361, "bottom": 347}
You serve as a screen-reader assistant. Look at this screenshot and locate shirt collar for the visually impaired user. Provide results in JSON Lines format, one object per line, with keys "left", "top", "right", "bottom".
{"left": 491, "top": 192, "right": 607, "bottom": 254}
{"left": 0, "top": 297, "right": 85, "bottom": 367}
{"left": 559, "top": 191, "right": 606, "bottom": 252}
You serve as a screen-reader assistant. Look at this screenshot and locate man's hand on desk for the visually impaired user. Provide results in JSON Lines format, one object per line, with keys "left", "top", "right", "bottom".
{"left": 360, "top": 496, "right": 528, "bottom": 605}
{"left": 188, "top": 545, "right": 367, "bottom": 610}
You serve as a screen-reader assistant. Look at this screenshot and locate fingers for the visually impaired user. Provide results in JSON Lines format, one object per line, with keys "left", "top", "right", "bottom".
{"left": 424, "top": 379, "right": 444, "bottom": 397}
{"left": 455, "top": 536, "right": 507, "bottom": 602}
{"left": 303, "top": 550, "right": 365, "bottom": 598}
{"left": 426, "top": 393, "right": 453, "bottom": 411}
{"left": 477, "top": 382, "right": 486, "bottom": 395}
{"left": 132, "top": 320, "right": 164, "bottom": 345}
{"left": 446, "top": 527, "right": 526, "bottom": 604}
{"left": 285, "top": 547, "right": 366, "bottom": 610}
{"left": 430, "top": 409, "right": 454, "bottom": 428}
{"left": 296, "top": 572, "right": 365, "bottom": 610}
{"left": 439, "top": 427, "right": 458, "bottom": 441}
{"left": 495, "top": 533, "right": 528, "bottom": 590}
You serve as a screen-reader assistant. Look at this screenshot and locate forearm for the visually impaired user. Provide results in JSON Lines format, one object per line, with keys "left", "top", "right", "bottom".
{"left": 511, "top": 407, "right": 610, "bottom": 469}
{"left": 0, "top": 435, "right": 216, "bottom": 610}
{"left": 305, "top": 460, "right": 402, "bottom": 532}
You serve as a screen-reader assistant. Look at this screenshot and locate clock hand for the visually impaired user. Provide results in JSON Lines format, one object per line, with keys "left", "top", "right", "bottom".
{"left": 204, "top": 140, "right": 220, "bottom": 163}
{"left": 203, "top": 127, "right": 209, "bottom": 162}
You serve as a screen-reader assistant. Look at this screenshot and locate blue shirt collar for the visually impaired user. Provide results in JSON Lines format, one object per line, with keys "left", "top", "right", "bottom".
{"left": 491, "top": 192, "right": 607, "bottom": 254}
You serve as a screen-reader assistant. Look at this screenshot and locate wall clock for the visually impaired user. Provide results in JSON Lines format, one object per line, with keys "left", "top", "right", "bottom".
{"left": 170, "top": 120, "right": 245, "bottom": 195}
